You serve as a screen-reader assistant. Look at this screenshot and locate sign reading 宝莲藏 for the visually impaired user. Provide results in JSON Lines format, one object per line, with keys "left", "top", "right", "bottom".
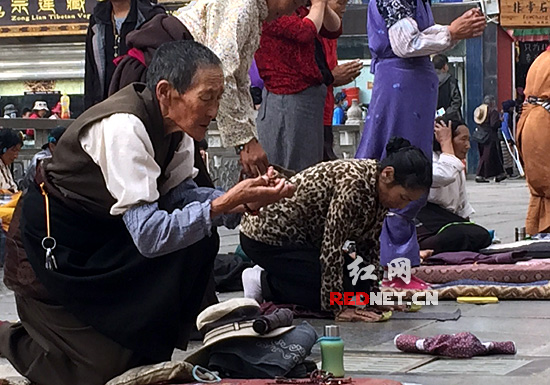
{"left": 500, "top": 0, "right": 550, "bottom": 27}
{"left": 0, "top": 0, "right": 93, "bottom": 37}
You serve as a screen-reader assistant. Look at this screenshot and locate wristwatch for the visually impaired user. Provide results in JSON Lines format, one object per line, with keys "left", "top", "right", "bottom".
{"left": 235, "top": 143, "right": 246, "bottom": 155}
{"left": 235, "top": 138, "right": 258, "bottom": 155}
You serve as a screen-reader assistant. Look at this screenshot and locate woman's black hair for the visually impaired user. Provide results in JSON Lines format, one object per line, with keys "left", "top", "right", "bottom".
{"left": 433, "top": 119, "right": 466, "bottom": 152}
{"left": 0, "top": 128, "right": 23, "bottom": 154}
{"left": 379, "top": 137, "right": 432, "bottom": 191}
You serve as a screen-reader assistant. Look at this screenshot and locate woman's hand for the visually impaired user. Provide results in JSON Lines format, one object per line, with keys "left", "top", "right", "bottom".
{"left": 435, "top": 120, "right": 455, "bottom": 156}
{"left": 240, "top": 138, "right": 269, "bottom": 177}
{"left": 448, "top": 9, "right": 486, "bottom": 41}
{"left": 332, "top": 60, "right": 363, "bottom": 87}
{"left": 210, "top": 167, "right": 296, "bottom": 217}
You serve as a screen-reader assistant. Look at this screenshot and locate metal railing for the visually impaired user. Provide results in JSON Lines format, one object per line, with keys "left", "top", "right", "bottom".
{"left": 0, "top": 118, "right": 364, "bottom": 190}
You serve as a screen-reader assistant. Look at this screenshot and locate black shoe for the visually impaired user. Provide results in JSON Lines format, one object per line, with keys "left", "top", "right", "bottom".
{"left": 495, "top": 174, "right": 507, "bottom": 183}
{"left": 476, "top": 176, "right": 490, "bottom": 183}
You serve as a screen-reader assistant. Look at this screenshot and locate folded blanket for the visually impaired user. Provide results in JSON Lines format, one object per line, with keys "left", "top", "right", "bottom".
{"left": 382, "top": 280, "right": 550, "bottom": 299}
{"left": 481, "top": 240, "right": 550, "bottom": 257}
{"left": 424, "top": 250, "right": 530, "bottom": 265}
{"left": 414, "top": 262, "right": 550, "bottom": 284}
{"left": 433, "top": 279, "right": 549, "bottom": 289}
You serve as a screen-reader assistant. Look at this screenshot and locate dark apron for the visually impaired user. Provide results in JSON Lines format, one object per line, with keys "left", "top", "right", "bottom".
{"left": 21, "top": 180, "right": 219, "bottom": 361}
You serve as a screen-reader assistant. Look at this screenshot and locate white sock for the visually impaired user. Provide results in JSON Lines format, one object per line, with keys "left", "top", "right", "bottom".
{"left": 242, "top": 265, "right": 264, "bottom": 304}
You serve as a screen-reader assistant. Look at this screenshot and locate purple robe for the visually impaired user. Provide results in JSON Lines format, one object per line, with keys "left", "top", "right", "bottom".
{"left": 249, "top": 59, "right": 264, "bottom": 90}
{"left": 356, "top": 0, "right": 438, "bottom": 267}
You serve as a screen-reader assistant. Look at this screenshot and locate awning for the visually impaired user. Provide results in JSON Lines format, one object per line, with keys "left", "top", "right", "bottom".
{"left": 0, "top": 42, "right": 85, "bottom": 81}
{"left": 506, "top": 28, "right": 550, "bottom": 41}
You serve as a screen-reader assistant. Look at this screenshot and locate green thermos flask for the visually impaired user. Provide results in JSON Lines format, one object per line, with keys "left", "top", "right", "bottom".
{"left": 320, "top": 325, "right": 345, "bottom": 377}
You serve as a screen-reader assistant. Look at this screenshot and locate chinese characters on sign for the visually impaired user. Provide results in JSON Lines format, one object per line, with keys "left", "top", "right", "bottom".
{"left": 66, "top": 0, "right": 85, "bottom": 12}
{"left": 11, "top": 0, "right": 29, "bottom": 15}
{"left": 0, "top": 0, "right": 93, "bottom": 37}
{"left": 501, "top": 0, "right": 550, "bottom": 27}
{"left": 38, "top": 0, "right": 55, "bottom": 13}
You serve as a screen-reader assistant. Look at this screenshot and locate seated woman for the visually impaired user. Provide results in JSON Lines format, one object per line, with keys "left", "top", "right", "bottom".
{"left": 0, "top": 128, "right": 23, "bottom": 265}
{"left": 417, "top": 120, "right": 492, "bottom": 255}
{"left": 240, "top": 138, "right": 432, "bottom": 320}
{"left": 0, "top": 41, "right": 294, "bottom": 385}
{"left": 0, "top": 128, "right": 23, "bottom": 193}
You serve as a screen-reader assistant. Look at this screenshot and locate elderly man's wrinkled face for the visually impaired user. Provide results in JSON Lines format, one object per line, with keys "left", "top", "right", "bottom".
{"left": 452, "top": 125, "right": 471, "bottom": 160}
{"left": 162, "top": 66, "right": 224, "bottom": 141}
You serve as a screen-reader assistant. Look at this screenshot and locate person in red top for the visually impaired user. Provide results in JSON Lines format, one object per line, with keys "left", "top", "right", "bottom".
{"left": 255, "top": 0, "right": 342, "bottom": 172}
{"left": 27, "top": 101, "right": 50, "bottom": 139}
{"left": 320, "top": 0, "right": 363, "bottom": 161}
{"left": 28, "top": 101, "right": 49, "bottom": 119}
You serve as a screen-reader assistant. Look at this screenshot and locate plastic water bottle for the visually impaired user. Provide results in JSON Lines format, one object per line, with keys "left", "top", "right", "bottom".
{"left": 319, "top": 325, "right": 345, "bottom": 377}
{"left": 60, "top": 93, "right": 70, "bottom": 119}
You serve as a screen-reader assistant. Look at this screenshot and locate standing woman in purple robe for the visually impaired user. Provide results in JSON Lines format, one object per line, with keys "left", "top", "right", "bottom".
{"left": 355, "top": 0, "right": 486, "bottom": 289}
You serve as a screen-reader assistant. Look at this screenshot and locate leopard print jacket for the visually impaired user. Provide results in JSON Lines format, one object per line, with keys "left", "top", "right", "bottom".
{"left": 240, "top": 159, "right": 388, "bottom": 312}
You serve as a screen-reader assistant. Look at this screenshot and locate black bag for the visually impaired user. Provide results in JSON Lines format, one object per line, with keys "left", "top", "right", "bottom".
{"left": 472, "top": 127, "right": 490, "bottom": 144}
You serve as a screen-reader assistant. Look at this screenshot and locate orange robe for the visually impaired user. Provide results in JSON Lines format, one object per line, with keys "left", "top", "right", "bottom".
{"left": 517, "top": 50, "right": 550, "bottom": 235}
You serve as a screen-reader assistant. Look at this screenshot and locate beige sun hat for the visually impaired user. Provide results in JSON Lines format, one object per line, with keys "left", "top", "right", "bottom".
{"left": 185, "top": 298, "right": 295, "bottom": 366}
{"left": 32, "top": 100, "right": 49, "bottom": 111}
{"left": 474, "top": 104, "right": 488, "bottom": 125}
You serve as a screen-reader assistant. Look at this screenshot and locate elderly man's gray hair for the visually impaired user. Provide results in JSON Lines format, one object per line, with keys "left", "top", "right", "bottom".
{"left": 146, "top": 40, "right": 222, "bottom": 94}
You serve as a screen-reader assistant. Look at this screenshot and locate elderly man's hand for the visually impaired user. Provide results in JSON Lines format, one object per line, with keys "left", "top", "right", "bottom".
{"left": 240, "top": 167, "right": 296, "bottom": 211}
{"left": 210, "top": 167, "right": 295, "bottom": 217}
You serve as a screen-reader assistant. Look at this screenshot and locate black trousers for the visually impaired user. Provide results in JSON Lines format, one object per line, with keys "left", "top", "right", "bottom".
{"left": 240, "top": 234, "right": 373, "bottom": 311}
{"left": 323, "top": 125, "right": 338, "bottom": 161}
{"left": 240, "top": 234, "right": 322, "bottom": 311}
{"left": 0, "top": 295, "right": 147, "bottom": 385}
{"left": 417, "top": 203, "right": 492, "bottom": 255}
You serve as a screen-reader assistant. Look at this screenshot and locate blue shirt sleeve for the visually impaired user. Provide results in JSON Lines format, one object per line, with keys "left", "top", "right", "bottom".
{"left": 123, "top": 179, "right": 242, "bottom": 258}
{"left": 332, "top": 107, "right": 344, "bottom": 125}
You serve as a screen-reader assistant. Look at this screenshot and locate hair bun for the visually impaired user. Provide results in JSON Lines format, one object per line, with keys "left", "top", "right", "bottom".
{"left": 386, "top": 137, "right": 413, "bottom": 155}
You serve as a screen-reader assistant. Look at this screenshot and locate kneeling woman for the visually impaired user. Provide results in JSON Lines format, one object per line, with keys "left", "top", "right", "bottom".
{"left": 417, "top": 120, "right": 492, "bottom": 255}
{"left": 240, "top": 138, "right": 432, "bottom": 316}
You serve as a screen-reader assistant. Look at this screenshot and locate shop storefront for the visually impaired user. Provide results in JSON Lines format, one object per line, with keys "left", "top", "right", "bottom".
{"left": 498, "top": 0, "right": 550, "bottom": 133}
{"left": 0, "top": 0, "right": 95, "bottom": 117}
{"left": 500, "top": 0, "right": 550, "bottom": 90}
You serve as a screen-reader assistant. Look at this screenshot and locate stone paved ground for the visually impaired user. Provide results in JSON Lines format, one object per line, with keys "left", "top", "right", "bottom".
{"left": 3, "top": 179, "right": 550, "bottom": 384}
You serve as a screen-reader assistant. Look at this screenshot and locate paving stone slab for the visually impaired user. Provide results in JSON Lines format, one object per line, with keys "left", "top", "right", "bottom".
{"left": 408, "top": 357, "right": 531, "bottom": 376}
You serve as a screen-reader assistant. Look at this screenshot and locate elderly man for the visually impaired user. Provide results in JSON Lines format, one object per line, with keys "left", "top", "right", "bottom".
{"left": 0, "top": 40, "right": 294, "bottom": 385}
